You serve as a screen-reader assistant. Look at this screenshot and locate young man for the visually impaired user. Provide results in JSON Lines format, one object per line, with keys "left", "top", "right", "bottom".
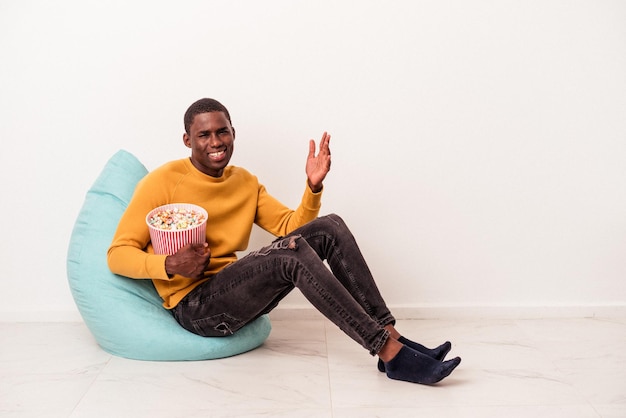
{"left": 108, "top": 98, "right": 461, "bottom": 384}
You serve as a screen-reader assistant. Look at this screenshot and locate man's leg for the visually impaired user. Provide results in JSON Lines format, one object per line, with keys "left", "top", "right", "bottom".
{"left": 291, "top": 214, "right": 457, "bottom": 372}
{"left": 173, "top": 233, "right": 390, "bottom": 355}
{"left": 287, "top": 214, "right": 396, "bottom": 328}
{"left": 172, "top": 214, "right": 461, "bottom": 384}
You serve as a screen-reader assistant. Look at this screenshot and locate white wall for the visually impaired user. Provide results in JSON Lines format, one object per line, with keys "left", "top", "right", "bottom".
{"left": 1, "top": 0, "right": 625, "bottom": 320}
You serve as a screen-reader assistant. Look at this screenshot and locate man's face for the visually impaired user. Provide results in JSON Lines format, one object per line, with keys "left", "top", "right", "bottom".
{"left": 183, "top": 111, "right": 235, "bottom": 177}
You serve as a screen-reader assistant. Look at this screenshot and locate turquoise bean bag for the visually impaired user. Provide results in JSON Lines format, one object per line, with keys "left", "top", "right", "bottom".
{"left": 67, "top": 150, "right": 271, "bottom": 361}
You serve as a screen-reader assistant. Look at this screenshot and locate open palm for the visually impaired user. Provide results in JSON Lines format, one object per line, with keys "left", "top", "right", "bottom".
{"left": 306, "top": 132, "right": 331, "bottom": 192}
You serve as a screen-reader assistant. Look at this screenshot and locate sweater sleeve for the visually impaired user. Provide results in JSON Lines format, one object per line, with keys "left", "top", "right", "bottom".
{"left": 107, "top": 176, "right": 171, "bottom": 281}
{"left": 255, "top": 182, "right": 323, "bottom": 237}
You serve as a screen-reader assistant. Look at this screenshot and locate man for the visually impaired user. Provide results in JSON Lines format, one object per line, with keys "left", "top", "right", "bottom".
{"left": 108, "top": 98, "right": 461, "bottom": 384}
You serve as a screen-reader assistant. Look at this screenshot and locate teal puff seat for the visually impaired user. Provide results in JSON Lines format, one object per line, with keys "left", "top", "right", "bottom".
{"left": 67, "top": 150, "right": 271, "bottom": 361}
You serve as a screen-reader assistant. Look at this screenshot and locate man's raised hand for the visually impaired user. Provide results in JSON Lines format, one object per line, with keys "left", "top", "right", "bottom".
{"left": 306, "top": 132, "right": 331, "bottom": 193}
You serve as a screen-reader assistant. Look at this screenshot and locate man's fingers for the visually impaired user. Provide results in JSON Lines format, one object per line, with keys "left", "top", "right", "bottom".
{"left": 188, "top": 242, "right": 209, "bottom": 256}
{"left": 308, "top": 139, "right": 316, "bottom": 158}
{"left": 320, "top": 132, "right": 331, "bottom": 154}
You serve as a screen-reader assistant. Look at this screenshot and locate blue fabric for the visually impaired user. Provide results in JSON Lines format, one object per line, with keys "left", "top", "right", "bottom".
{"left": 67, "top": 149, "right": 271, "bottom": 361}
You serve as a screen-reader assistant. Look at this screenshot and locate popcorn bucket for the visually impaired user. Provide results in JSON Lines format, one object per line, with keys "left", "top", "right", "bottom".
{"left": 146, "top": 203, "right": 208, "bottom": 255}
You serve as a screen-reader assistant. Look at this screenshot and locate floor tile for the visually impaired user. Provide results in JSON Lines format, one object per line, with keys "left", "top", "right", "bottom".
{"left": 333, "top": 405, "right": 601, "bottom": 418}
{"left": 1, "top": 316, "right": 625, "bottom": 417}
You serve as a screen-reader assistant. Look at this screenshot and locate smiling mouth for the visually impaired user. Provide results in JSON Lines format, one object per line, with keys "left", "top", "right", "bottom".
{"left": 209, "top": 150, "right": 226, "bottom": 160}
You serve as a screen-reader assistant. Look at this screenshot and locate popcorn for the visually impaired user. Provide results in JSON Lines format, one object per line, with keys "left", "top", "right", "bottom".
{"left": 146, "top": 204, "right": 208, "bottom": 255}
{"left": 147, "top": 207, "right": 206, "bottom": 231}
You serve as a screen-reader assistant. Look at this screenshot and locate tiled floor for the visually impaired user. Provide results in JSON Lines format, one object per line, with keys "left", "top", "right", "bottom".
{"left": 1, "top": 315, "right": 625, "bottom": 417}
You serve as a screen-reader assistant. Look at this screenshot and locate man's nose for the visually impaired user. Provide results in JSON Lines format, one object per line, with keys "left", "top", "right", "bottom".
{"left": 208, "top": 133, "right": 222, "bottom": 147}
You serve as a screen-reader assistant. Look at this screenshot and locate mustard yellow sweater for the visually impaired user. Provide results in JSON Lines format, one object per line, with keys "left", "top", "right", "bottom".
{"left": 107, "top": 158, "right": 322, "bottom": 309}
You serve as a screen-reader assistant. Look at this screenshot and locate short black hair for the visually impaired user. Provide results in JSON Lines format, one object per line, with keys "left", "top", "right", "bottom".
{"left": 184, "top": 98, "right": 232, "bottom": 134}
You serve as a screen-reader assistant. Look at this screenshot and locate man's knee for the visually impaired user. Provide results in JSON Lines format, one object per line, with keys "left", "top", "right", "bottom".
{"left": 318, "top": 213, "right": 346, "bottom": 229}
{"left": 320, "top": 213, "right": 350, "bottom": 236}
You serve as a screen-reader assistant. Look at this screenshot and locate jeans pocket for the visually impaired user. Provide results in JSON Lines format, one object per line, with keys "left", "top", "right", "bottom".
{"left": 191, "top": 313, "right": 244, "bottom": 337}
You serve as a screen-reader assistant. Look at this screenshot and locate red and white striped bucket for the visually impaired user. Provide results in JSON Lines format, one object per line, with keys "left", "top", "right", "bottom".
{"left": 146, "top": 203, "right": 208, "bottom": 255}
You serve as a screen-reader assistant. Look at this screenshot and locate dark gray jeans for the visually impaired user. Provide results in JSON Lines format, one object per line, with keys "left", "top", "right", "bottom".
{"left": 172, "top": 214, "right": 394, "bottom": 355}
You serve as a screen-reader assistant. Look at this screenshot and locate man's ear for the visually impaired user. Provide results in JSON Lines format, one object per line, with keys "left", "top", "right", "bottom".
{"left": 183, "top": 133, "right": 191, "bottom": 148}
{"left": 232, "top": 127, "right": 236, "bottom": 140}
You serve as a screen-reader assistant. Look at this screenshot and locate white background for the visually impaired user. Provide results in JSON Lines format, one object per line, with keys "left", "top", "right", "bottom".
{"left": 1, "top": 0, "right": 625, "bottom": 319}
